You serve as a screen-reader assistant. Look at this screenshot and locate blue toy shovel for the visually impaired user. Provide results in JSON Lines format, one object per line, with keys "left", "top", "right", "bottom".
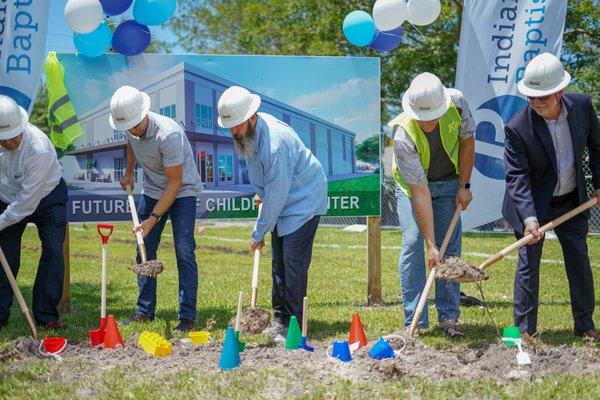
{"left": 298, "top": 296, "right": 314, "bottom": 351}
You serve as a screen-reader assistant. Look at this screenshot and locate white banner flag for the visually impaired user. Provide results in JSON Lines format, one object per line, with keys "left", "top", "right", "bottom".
{"left": 0, "top": 0, "right": 50, "bottom": 112}
{"left": 456, "top": 0, "right": 568, "bottom": 230}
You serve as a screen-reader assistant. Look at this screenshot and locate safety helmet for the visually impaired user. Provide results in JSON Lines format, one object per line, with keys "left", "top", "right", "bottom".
{"left": 217, "top": 86, "right": 261, "bottom": 129}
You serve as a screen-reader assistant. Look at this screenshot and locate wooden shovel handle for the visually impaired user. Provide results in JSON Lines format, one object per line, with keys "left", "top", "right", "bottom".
{"left": 479, "top": 197, "right": 598, "bottom": 270}
{"left": 408, "top": 206, "right": 462, "bottom": 337}
{"left": 235, "top": 291, "right": 243, "bottom": 331}
{"left": 302, "top": 296, "right": 308, "bottom": 336}
{"left": 126, "top": 185, "right": 147, "bottom": 263}
{"left": 0, "top": 246, "right": 37, "bottom": 339}
{"left": 250, "top": 204, "right": 263, "bottom": 308}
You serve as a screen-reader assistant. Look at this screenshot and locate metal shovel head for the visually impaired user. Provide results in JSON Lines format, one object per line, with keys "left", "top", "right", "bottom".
{"left": 88, "top": 317, "right": 107, "bottom": 347}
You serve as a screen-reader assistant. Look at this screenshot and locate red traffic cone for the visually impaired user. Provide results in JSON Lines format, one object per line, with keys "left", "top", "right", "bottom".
{"left": 348, "top": 313, "right": 367, "bottom": 352}
{"left": 103, "top": 315, "right": 124, "bottom": 349}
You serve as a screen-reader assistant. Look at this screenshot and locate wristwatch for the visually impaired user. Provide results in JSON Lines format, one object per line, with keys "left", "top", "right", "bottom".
{"left": 463, "top": 182, "right": 471, "bottom": 189}
{"left": 150, "top": 212, "right": 161, "bottom": 222}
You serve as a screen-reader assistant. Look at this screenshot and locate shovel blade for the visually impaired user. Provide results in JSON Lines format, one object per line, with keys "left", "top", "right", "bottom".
{"left": 298, "top": 336, "right": 315, "bottom": 352}
{"left": 88, "top": 317, "right": 107, "bottom": 347}
{"left": 516, "top": 351, "right": 531, "bottom": 365}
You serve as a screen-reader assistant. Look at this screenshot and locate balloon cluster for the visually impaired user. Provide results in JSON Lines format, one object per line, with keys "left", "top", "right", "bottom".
{"left": 64, "top": 0, "right": 177, "bottom": 57}
{"left": 343, "top": 0, "right": 441, "bottom": 52}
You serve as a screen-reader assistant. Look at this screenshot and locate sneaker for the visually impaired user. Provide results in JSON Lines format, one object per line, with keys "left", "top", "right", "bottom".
{"left": 274, "top": 333, "right": 287, "bottom": 343}
{"left": 41, "top": 321, "right": 68, "bottom": 330}
{"left": 262, "top": 319, "right": 286, "bottom": 338}
{"left": 439, "top": 319, "right": 464, "bottom": 338}
{"left": 119, "top": 313, "right": 155, "bottom": 325}
{"left": 173, "top": 318, "right": 195, "bottom": 333}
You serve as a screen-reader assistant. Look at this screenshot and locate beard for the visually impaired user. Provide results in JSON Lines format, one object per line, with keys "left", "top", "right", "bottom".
{"left": 233, "top": 123, "right": 256, "bottom": 159}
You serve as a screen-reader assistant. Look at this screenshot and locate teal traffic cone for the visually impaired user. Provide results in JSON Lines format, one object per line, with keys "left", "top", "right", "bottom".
{"left": 219, "top": 327, "right": 241, "bottom": 370}
{"left": 285, "top": 316, "right": 302, "bottom": 350}
{"left": 234, "top": 330, "right": 246, "bottom": 352}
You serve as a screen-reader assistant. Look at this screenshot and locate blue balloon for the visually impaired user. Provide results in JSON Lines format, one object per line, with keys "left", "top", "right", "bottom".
{"left": 100, "top": 0, "right": 133, "bottom": 16}
{"left": 133, "top": 0, "right": 176, "bottom": 26}
{"left": 112, "top": 20, "right": 151, "bottom": 56}
{"left": 369, "top": 27, "right": 403, "bottom": 53}
{"left": 73, "top": 21, "right": 112, "bottom": 57}
{"left": 343, "top": 11, "right": 376, "bottom": 47}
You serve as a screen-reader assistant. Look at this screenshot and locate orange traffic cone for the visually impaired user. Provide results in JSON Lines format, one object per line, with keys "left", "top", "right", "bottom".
{"left": 348, "top": 313, "right": 367, "bottom": 352}
{"left": 103, "top": 315, "right": 124, "bottom": 349}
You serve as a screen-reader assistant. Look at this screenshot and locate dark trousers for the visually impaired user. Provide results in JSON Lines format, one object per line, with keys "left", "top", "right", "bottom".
{"left": 0, "top": 179, "right": 67, "bottom": 325}
{"left": 135, "top": 195, "right": 198, "bottom": 321}
{"left": 514, "top": 190, "right": 595, "bottom": 335}
{"left": 271, "top": 215, "right": 320, "bottom": 326}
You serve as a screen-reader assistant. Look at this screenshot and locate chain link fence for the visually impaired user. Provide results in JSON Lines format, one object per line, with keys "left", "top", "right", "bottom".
{"left": 322, "top": 153, "right": 600, "bottom": 233}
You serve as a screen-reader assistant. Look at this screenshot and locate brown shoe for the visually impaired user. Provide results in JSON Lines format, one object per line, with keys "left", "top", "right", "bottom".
{"left": 42, "top": 321, "right": 67, "bottom": 330}
{"left": 575, "top": 329, "right": 600, "bottom": 342}
{"left": 119, "top": 313, "right": 154, "bottom": 325}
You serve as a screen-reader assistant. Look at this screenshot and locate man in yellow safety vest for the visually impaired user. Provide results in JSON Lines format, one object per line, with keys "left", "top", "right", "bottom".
{"left": 389, "top": 72, "right": 475, "bottom": 338}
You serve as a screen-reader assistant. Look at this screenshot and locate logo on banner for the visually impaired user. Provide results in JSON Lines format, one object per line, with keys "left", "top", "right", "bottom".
{"left": 0, "top": 86, "right": 32, "bottom": 110}
{"left": 474, "top": 95, "right": 527, "bottom": 180}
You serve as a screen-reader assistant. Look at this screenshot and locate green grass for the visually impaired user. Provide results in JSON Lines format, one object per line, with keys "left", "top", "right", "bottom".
{"left": 327, "top": 174, "right": 379, "bottom": 191}
{"left": 1, "top": 224, "right": 599, "bottom": 399}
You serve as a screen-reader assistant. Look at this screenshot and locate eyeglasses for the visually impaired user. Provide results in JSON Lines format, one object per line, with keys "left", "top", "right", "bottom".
{"left": 527, "top": 94, "right": 552, "bottom": 102}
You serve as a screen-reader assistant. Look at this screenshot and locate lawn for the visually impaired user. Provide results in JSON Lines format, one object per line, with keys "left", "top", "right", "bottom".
{"left": 1, "top": 223, "right": 599, "bottom": 399}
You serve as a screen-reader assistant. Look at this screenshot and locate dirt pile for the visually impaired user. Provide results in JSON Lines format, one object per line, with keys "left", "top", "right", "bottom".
{"left": 229, "top": 307, "right": 271, "bottom": 334}
{"left": 437, "top": 256, "right": 487, "bottom": 282}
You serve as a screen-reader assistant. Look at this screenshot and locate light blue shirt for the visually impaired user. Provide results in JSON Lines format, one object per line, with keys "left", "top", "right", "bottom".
{"left": 247, "top": 113, "right": 327, "bottom": 241}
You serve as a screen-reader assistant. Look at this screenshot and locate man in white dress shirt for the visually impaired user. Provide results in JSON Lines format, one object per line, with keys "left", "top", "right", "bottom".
{"left": 0, "top": 95, "right": 67, "bottom": 330}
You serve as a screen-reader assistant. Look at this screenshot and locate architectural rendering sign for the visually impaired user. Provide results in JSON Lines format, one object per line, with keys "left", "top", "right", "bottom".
{"left": 58, "top": 54, "right": 381, "bottom": 221}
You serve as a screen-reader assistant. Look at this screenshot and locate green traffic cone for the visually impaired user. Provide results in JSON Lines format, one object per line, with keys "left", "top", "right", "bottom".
{"left": 285, "top": 316, "right": 302, "bottom": 350}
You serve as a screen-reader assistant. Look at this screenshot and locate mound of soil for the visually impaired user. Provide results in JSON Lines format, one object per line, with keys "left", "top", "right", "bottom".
{"left": 132, "top": 260, "right": 165, "bottom": 277}
{"left": 229, "top": 307, "right": 271, "bottom": 334}
{"left": 437, "top": 257, "right": 487, "bottom": 282}
{"left": 3, "top": 332, "right": 600, "bottom": 385}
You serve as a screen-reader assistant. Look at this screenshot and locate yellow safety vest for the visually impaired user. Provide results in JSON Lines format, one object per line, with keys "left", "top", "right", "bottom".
{"left": 389, "top": 102, "right": 462, "bottom": 197}
{"left": 44, "top": 51, "right": 83, "bottom": 149}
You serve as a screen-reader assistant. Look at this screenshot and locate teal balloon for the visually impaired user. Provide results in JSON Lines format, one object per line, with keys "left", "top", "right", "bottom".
{"left": 133, "top": 0, "right": 177, "bottom": 26}
{"left": 73, "top": 21, "right": 112, "bottom": 57}
{"left": 343, "top": 11, "right": 376, "bottom": 47}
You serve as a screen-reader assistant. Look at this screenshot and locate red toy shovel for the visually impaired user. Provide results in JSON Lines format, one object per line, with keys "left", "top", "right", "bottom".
{"left": 89, "top": 224, "right": 113, "bottom": 346}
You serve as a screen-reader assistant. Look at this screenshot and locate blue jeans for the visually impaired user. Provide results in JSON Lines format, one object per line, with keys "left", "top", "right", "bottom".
{"left": 136, "top": 195, "right": 198, "bottom": 321}
{"left": 396, "top": 179, "right": 461, "bottom": 329}
{"left": 271, "top": 215, "right": 320, "bottom": 326}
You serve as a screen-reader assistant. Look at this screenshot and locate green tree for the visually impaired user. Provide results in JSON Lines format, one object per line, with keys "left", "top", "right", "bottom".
{"left": 168, "top": 0, "right": 600, "bottom": 114}
{"left": 355, "top": 134, "right": 380, "bottom": 164}
{"left": 29, "top": 83, "right": 49, "bottom": 134}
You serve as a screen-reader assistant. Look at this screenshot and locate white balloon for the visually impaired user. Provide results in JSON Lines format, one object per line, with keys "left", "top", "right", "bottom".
{"left": 373, "top": 0, "right": 408, "bottom": 32}
{"left": 407, "top": 0, "right": 441, "bottom": 26}
{"left": 64, "top": 0, "right": 103, "bottom": 34}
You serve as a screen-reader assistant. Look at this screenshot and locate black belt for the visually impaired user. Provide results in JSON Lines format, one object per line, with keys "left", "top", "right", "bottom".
{"left": 550, "top": 189, "right": 576, "bottom": 203}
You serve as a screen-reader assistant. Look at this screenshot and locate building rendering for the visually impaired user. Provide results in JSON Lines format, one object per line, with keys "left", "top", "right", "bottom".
{"left": 67, "top": 62, "right": 356, "bottom": 189}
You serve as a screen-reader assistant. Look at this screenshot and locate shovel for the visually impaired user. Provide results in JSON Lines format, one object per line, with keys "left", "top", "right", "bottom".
{"left": 298, "top": 296, "right": 314, "bottom": 351}
{"left": 89, "top": 224, "right": 113, "bottom": 346}
{"left": 250, "top": 204, "right": 263, "bottom": 310}
{"left": 126, "top": 185, "right": 164, "bottom": 277}
{"left": 0, "top": 245, "right": 37, "bottom": 339}
{"left": 409, "top": 206, "right": 462, "bottom": 337}
{"left": 479, "top": 197, "right": 598, "bottom": 270}
{"left": 516, "top": 341, "right": 532, "bottom": 365}
{"left": 234, "top": 291, "right": 246, "bottom": 352}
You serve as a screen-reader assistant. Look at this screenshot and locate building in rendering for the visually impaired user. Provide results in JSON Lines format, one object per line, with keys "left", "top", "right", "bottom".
{"left": 67, "top": 62, "right": 356, "bottom": 189}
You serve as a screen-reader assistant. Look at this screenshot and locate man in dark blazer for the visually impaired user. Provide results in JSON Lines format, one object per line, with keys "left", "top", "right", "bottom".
{"left": 502, "top": 52, "right": 600, "bottom": 341}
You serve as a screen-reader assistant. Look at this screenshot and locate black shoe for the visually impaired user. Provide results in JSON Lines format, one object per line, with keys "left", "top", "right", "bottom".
{"left": 460, "top": 292, "right": 485, "bottom": 308}
{"left": 41, "top": 321, "right": 68, "bottom": 330}
{"left": 120, "top": 313, "right": 155, "bottom": 326}
{"left": 173, "top": 318, "right": 195, "bottom": 333}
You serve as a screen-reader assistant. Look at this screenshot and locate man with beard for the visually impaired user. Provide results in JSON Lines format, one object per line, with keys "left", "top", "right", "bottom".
{"left": 217, "top": 86, "right": 328, "bottom": 339}
{"left": 503, "top": 53, "right": 600, "bottom": 341}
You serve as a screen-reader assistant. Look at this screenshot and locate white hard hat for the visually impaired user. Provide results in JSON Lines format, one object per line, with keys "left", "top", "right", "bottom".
{"left": 518, "top": 53, "right": 571, "bottom": 97}
{"left": 108, "top": 86, "right": 151, "bottom": 131}
{"left": 402, "top": 72, "right": 451, "bottom": 121}
{"left": 0, "top": 95, "right": 28, "bottom": 140}
{"left": 217, "top": 86, "right": 261, "bottom": 129}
